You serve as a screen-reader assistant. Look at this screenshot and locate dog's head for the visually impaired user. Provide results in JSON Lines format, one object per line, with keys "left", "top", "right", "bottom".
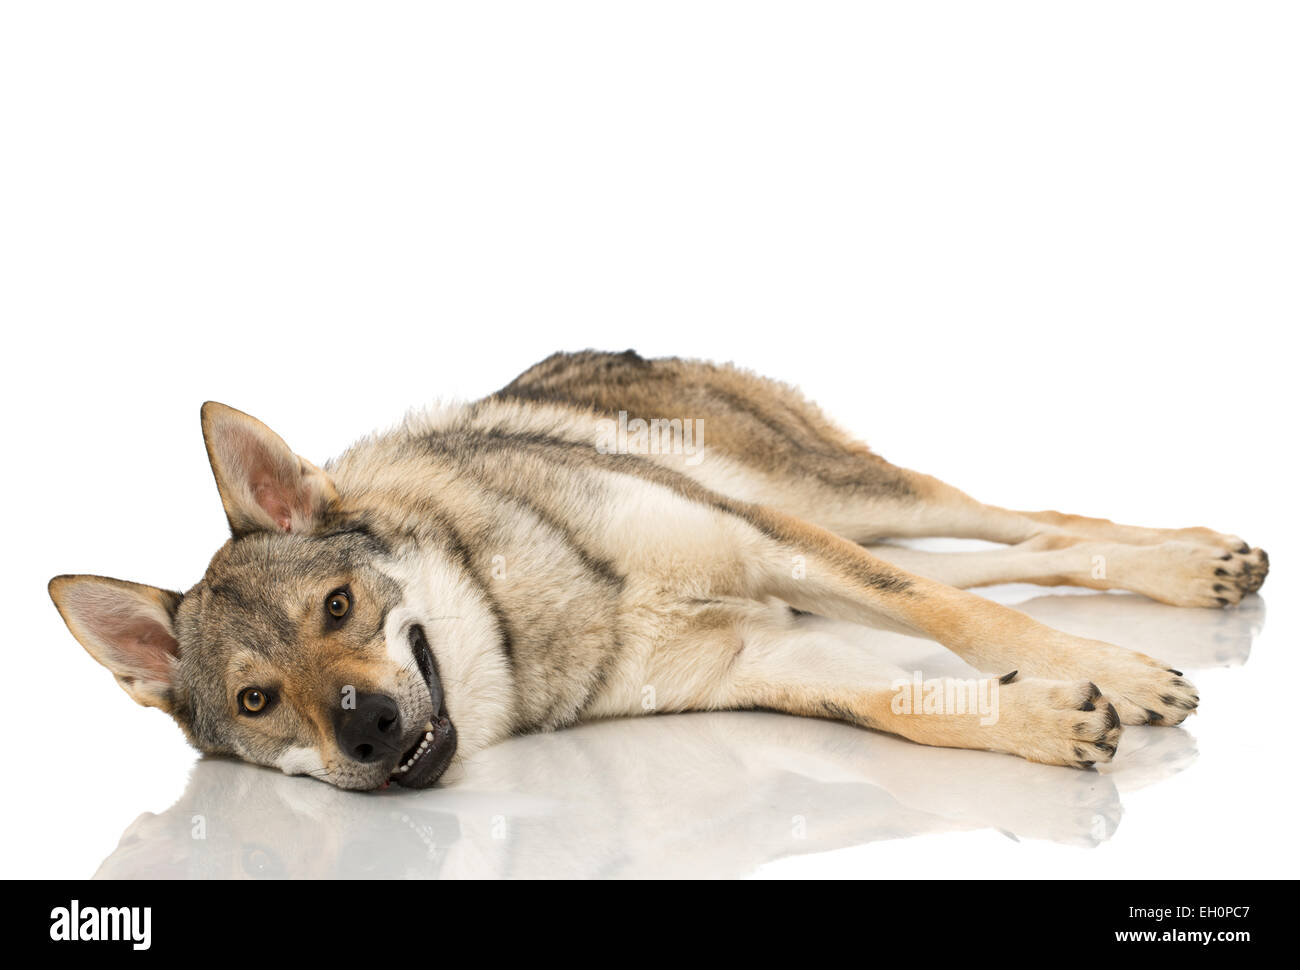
{"left": 49, "top": 403, "right": 461, "bottom": 791}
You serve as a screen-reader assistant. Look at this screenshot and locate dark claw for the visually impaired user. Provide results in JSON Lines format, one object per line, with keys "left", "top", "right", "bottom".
{"left": 1215, "top": 596, "right": 1229, "bottom": 607}
{"left": 1145, "top": 709, "right": 1163, "bottom": 724}
{"left": 1237, "top": 542, "right": 1250, "bottom": 554}
{"left": 1104, "top": 703, "right": 1120, "bottom": 728}
{"left": 1080, "top": 701, "right": 1095, "bottom": 712}
{"left": 1086, "top": 682, "right": 1101, "bottom": 700}
{"left": 999, "top": 670, "right": 1018, "bottom": 684}
{"left": 1168, "top": 668, "right": 1183, "bottom": 676}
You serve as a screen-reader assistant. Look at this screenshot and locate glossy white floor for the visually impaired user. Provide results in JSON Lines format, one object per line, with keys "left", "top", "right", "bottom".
{"left": 4, "top": 3, "right": 1296, "bottom": 881}
{"left": 11, "top": 553, "right": 1289, "bottom": 880}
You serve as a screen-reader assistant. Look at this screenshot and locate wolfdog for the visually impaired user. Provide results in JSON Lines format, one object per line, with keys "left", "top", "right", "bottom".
{"left": 49, "top": 351, "right": 1267, "bottom": 789}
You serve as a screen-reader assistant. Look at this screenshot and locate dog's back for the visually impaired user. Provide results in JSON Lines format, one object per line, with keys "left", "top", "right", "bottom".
{"left": 495, "top": 349, "right": 927, "bottom": 541}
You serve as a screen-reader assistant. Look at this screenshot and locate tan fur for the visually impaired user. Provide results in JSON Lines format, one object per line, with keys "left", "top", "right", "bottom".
{"left": 47, "top": 351, "right": 1267, "bottom": 787}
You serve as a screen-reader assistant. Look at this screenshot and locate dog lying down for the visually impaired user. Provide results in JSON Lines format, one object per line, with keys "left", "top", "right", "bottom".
{"left": 49, "top": 351, "right": 1268, "bottom": 790}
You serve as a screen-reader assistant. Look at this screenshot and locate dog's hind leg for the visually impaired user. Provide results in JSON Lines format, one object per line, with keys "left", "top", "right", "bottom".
{"left": 738, "top": 460, "right": 1266, "bottom": 564}
{"left": 696, "top": 462, "right": 1269, "bottom": 602}
{"left": 1007, "top": 508, "right": 1255, "bottom": 552}
{"left": 864, "top": 535, "right": 1261, "bottom": 608}
{"left": 762, "top": 464, "right": 1267, "bottom": 585}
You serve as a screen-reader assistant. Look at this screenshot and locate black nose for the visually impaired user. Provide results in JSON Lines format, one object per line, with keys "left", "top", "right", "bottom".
{"left": 335, "top": 692, "right": 401, "bottom": 763}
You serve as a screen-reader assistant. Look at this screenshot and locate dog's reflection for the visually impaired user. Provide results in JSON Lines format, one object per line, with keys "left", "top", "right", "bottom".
{"left": 1015, "top": 590, "right": 1264, "bottom": 670}
{"left": 98, "top": 714, "right": 1194, "bottom": 879}
{"left": 96, "top": 590, "right": 1262, "bottom": 879}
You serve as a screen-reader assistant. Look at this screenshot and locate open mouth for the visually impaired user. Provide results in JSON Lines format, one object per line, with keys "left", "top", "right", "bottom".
{"left": 390, "top": 624, "right": 458, "bottom": 788}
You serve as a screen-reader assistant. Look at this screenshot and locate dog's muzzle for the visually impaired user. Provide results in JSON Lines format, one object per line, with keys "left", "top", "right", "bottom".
{"left": 390, "top": 623, "right": 457, "bottom": 788}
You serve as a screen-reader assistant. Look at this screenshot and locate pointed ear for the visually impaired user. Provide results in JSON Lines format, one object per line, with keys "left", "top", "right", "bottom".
{"left": 200, "top": 402, "right": 338, "bottom": 536}
{"left": 48, "top": 575, "right": 184, "bottom": 712}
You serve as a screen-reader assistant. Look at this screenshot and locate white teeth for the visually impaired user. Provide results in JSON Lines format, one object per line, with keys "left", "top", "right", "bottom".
{"left": 391, "top": 724, "right": 442, "bottom": 776}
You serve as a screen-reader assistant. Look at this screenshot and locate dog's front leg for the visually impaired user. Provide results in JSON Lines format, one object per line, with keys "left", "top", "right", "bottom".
{"left": 718, "top": 614, "right": 1122, "bottom": 769}
{"left": 740, "top": 506, "right": 1199, "bottom": 727}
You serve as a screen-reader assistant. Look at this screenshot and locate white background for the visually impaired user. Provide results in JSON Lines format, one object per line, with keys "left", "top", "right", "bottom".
{"left": 1, "top": 2, "right": 1295, "bottom": 878}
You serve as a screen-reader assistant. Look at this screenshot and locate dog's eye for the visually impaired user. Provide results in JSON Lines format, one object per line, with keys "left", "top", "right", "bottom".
{"left": 239, "top": 687, "right": 272, "bottom": 715}
{"left": 326, "top": 590, "right": 351, "bottom": 619}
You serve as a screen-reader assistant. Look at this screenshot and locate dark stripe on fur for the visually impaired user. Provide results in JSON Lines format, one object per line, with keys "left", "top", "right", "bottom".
{"left": 414, "top": 425, "right": 913, "bottom": 596}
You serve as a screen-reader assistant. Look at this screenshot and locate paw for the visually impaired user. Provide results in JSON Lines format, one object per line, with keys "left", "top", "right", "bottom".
{"left": 1031, "top": 639, "right": 1199, "bottom": 726}
{"left": 1213, "top": 545, "right": 1269, "bottom": 599}
{"left": 1117, "top": 541, "right": 1269, "bottom": 608}
{"left": 994, "top": 678, "right": 1122, "bottom": 769}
